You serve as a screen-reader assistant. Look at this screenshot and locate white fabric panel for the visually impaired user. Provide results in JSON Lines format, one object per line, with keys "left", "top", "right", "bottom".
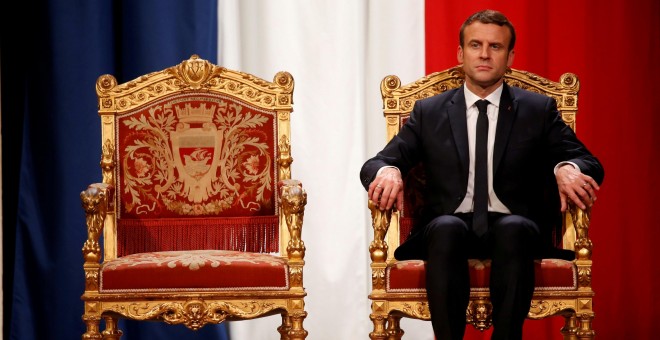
{"left": 218, "top": 1, "right": 429, "bottom": 338}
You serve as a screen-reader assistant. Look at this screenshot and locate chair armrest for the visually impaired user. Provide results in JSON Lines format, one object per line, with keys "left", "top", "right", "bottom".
{"left": 368, "top": 200, "right": 393, "bottom": 263}
{"left": 80, "top": 182, "right": 113, "bottom": 291}
{"left": 280, "top": 179, "right": 307, "bottom": 261}
{"left": 563, "top": 203, "right": 593, "bottom": 261}
{"left": 279, "top": 179, "right": 307, "bottom": 291}
{"left": 368, "top": 200, "right": 393, "bottom": 291}
{"left": 563, "top": 203, "right": 593, "bottom": 290}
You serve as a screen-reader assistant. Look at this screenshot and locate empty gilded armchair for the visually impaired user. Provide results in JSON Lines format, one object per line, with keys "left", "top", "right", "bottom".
{"left": 80, "top": 55, "right": 309, "bottom": 339}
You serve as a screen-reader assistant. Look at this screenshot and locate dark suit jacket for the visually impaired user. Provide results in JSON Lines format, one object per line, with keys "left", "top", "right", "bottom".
{"left": 360, "top": 82, "right": 604, "bottom": 260}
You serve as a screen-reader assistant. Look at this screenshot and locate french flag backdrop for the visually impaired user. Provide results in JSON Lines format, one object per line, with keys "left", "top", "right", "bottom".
{"left": 1, "top": 1, "right": 657, "bottom": 340}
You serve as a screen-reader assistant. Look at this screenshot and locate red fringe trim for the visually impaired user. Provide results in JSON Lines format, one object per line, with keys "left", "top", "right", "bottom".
{"left": 117, "top": 216, "right": 279, "bottom": 257}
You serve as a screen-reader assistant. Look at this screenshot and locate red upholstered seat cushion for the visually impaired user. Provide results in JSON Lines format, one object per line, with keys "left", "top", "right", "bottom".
{"left": 386, "top": 259, "right": 577, "bottom": 293}
{"left": 100, "top": 250, "right": 289, "bottom": 292}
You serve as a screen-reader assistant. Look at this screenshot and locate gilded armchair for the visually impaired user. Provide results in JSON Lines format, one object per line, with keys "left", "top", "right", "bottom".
{"left": 367, "top": 67, "right": 595, "bottom": 339}
{"left": 80, "top": 55, "right": 308, "bottom": 339}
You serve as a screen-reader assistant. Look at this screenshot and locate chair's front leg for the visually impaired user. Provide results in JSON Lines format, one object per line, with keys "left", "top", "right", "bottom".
{"left": 369, "top": 313, "right": 388, "bottom": 340}
{"left": 287, "top": 311, "right": 308, "bottom": 340}
{"left": 560, "top": 314, "right": 578, "bottom": 340}
{"left": 278, "top": 312, "right": 292, "bottom": 340}
{"left": 577, "top": 314, "right": 595, "bottom": 340}
{"left": 386, "top": 315, "right": 404, "bottom": 340}
{"left": 82, "top": 315, "right": 102, "bottom": 340}
{"left": 101, "top": 316, "right": 122, "bottom": 340}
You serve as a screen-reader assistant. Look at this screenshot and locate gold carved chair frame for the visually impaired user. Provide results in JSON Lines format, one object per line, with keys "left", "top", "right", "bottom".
{"left": 80, "top": 55, "right": 308, "bottom": 339}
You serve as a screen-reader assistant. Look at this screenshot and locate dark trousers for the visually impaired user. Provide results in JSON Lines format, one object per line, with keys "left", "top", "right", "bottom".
{"left": 424, "top": 213, "right": 540, "bottom": 340}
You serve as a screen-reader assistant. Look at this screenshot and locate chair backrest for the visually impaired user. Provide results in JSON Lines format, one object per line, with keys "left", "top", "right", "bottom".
{"left": 96, "top": 55, "right": 295, "bottom": 260}
{"left": 380, "top": 66, "right": 580, "bottom": 260}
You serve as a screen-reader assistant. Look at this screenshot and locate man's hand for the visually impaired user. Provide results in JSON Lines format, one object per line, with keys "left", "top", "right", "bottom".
{"left": 555, "top": 164, "right": 600, "bottom": 212}
{"left": 368, "top": 167, "right": 404, "bottom": 211}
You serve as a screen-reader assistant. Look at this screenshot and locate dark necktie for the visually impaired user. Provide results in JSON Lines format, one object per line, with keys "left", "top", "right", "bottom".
{"left": 473, "top": 99, "right": 490, "bottom": 237}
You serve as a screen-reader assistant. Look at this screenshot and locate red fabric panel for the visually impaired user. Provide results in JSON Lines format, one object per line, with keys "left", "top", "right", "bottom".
{"left": 100, "top": 250, "right": 288, "bottom": 291}
{"left": 116, "top": 215, "right": 279, "bottom": 256}
{"left": 115, "top": 92, "right": 277, "bottom": 219}
{"left": 386, "top": 259, "right": 576, "bottom": 292}
{"left": 425, "top": 1, "right": 659, "bottom": 338}
{"left": 399, "top": 217, "right": 414, "bottom": 243}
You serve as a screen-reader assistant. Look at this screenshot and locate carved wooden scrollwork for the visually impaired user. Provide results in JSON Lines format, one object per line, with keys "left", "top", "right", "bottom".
{"left": 97, "top": 55, "right": 293, "bottom": 113}
{"left": 400, "top": 302, "right": 431, "bottom": 319}
{"left": 278, "top": 135, "right": 293, "bottom": 180}
{"left": 100, "top": 139, "right": 115, "bottom": 185}
{"left": 289, "top": 266, "right": 303, "bottom": 287}
{"left": 372, "top": 268, "right": 386, "bottom": 290}
{"left": 96, "top": 74, "right": 118, "bottom": 95}
{"left": 528, "top": 299, "right": 571, "bottom": 318}
{"left": 578, "top": 267, "right": 592, "bottom": 287}
{"left": 215, "top": 78, "right": 278, "bottom": 106}
{"left": 106, "top": 300, "right": 278, "bottom": 331}
{"left": 381, "top": 75, "right": 402, "bottom": 99}
{"left": 171, "top": 54, "right": 220, "bottom": 90}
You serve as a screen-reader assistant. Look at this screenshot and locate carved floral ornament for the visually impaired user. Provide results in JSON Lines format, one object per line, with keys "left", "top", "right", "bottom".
{"left": 106, "top": 299, "right": 280, "bottom": 330}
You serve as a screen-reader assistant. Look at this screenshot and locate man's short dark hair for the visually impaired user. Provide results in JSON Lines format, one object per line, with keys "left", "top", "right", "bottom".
{"left": 459, "top": 9, "right": 516, "bottom": 51}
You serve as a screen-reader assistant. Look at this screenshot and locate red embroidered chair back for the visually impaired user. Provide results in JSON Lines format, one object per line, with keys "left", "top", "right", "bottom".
{"left": 96, "top": 55, "right": 295, "bottom": 259}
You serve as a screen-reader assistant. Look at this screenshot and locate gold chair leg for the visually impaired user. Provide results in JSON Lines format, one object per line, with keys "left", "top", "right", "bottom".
{"left": 386, "top": 315, "right": 404, "bottom": 340}
{"left": 576, "top": 314, "right": 595, "bottom": 340}
{"left": 369, "top": 314, "right": 388, "bottom": 340}
{"left": 101, "top": 316, "right": 123, "bottom": 340}
{"left": 82, "top": 315, "right": 102, "bottom": 340}
{"left": 278, "top": 313, "right": 292, "bottom": 340}
{"left": 560, "top": 314, "right": 578, "bottom": 340}
{"left": 287, "top": 311, "right": 308, "bottom": 340}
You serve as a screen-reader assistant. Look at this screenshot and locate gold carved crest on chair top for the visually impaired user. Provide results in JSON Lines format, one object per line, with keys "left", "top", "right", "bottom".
{"left": 96, "top": 54, "right": 294, "bottom": 112}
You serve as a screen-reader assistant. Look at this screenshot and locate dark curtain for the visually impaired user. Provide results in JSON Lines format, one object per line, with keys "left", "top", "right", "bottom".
{"left": 1, "top": 0, "right": 230, "bottom": 339}
{"left": 425, "top": 0, "right": 659, "bottom": 339}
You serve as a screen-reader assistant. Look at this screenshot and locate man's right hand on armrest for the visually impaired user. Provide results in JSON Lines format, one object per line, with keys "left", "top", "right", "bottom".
{"left": 368, "top": 167, "right": 404, "bottom": 211}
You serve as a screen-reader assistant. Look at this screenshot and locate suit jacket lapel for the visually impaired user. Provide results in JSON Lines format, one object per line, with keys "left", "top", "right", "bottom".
{"left": 448, "top": 87, "right": 469, "bottom": 173}
{"left": 493, "top": 82, "right": 517, "bottom": 173}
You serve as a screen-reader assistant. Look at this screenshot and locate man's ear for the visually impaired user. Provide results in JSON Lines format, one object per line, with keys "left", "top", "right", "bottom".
{"left": 457, "top": 45, "right": 464, "bottom": 64}
{"left": 507, "top": 49, "right": 515, "bottom": 67}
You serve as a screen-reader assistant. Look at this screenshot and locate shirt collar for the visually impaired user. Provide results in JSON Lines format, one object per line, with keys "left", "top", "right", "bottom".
{"left": 464, "top": 82, "right": 504, "bottom": 109}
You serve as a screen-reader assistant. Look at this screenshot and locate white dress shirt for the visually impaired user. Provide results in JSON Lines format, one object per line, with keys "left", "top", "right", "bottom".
{"left": 455, "top": 84, "right": 511, "bottom": 214}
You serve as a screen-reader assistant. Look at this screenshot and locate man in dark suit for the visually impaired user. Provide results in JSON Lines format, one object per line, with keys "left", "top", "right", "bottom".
{"left": 360, "top": 9, "right": 604, "bottom": 340}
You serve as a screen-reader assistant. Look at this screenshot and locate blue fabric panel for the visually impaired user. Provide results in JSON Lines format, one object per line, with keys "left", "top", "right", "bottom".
{"left": 4, "top": 0, "right": 229, "bottom": 339}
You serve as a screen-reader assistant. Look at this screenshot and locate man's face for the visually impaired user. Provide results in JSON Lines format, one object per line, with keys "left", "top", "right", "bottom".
{"left": 457, "top": 22, "right": 514, "bottom": 95}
